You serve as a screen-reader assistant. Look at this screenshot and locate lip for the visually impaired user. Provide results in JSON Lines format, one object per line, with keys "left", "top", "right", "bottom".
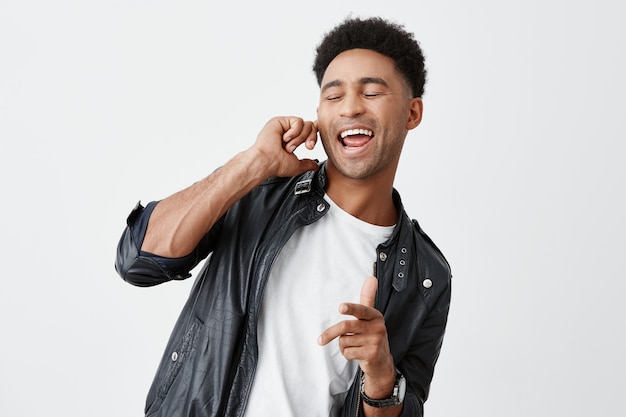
{"left": 337, "top": 124, "right": 374, "bottom": 139}
{"left": 336, "top": 124, "right": 374, "bottom": 154}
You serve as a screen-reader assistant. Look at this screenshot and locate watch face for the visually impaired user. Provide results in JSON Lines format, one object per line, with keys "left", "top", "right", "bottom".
{"left": 397, "top": 373, "right": 406, "bottom": 402}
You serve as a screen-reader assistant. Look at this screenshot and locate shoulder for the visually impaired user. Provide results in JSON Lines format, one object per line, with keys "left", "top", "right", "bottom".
{"left": 411, "top": 218, "right": 451, "bottom": 276}
{"left": 407, "top": 217, "right": 452, "bottom": 308}
{"left": 231, "top": 168, "right": 323, "bottom": 217}
{"left": 251, "top": 164, "right": 324, "bottom": 198}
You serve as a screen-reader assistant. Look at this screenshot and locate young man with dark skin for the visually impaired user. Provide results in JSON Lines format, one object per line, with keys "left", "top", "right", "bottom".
{"left": 116, "top": 17, "right": 451, "bottom": 417}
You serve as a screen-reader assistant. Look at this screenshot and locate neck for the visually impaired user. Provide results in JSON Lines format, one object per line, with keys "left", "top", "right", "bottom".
{"left": 324, "top": 168, "right": 397, "bottom": 227}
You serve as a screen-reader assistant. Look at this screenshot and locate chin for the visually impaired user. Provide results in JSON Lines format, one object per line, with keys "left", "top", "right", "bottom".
{"left": 329, "top": 160, "right": 379, "bottom": 181}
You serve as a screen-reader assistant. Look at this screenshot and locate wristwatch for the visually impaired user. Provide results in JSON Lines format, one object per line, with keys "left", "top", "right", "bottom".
{"left": 359, "top": 368, "right": 406, "bottom": 408}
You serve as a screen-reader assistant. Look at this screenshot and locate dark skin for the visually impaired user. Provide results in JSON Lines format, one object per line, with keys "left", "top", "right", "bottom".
{"left": 141, "top": 47, "right": 422, "bottom": 415}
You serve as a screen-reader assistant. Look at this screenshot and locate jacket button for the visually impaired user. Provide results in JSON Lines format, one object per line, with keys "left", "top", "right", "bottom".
{"left": 171, "top": 352, "right": 178, "bottom": 362}
{"left": 423, "top": 279, "right": 433, "bottom": 289}
{"left": 379, "top": 252, "right": 387, "bottom": 261}
{"left": 317, "top": 203, "right": 325, "bottom": 212}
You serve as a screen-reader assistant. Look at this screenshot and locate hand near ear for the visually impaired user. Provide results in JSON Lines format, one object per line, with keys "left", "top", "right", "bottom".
{"left": 252, "top": 116, "right": 319, "bottom": 179}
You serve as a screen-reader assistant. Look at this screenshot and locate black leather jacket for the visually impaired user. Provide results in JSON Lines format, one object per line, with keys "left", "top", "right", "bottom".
{"left": 115, "top": 164, "right": 452, "bottom": 417}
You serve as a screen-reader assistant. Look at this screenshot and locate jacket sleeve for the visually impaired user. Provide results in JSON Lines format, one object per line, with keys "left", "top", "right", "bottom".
{"left": 114, "top": 201, "right": 220, "bottom": 287}
{"left": 398, "top": 277, "right": 451, "bottom": 416}
{"left": 393, "top": 219, "right": 452, "bottom": 414}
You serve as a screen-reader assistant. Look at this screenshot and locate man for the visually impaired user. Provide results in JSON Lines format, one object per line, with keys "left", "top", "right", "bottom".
{"left": 115, "top": 16, "right": 451, "bottom": 417}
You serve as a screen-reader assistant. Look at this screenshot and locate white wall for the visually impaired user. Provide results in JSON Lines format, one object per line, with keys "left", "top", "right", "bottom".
{"left": 1, "top": 0, "right": 624, "bottom": 416}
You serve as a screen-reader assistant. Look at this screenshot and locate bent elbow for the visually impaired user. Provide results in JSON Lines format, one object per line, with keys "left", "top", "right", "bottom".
{"left": 115, "top": 227, "right": 170, "bottom": 287}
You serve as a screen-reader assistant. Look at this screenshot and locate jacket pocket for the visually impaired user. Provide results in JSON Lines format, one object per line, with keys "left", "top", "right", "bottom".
{"left": 156, "top": 319, "right": 200, "bottom": 401}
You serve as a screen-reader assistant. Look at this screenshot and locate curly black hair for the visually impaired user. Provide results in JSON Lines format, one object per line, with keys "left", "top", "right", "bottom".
{"left": 312, "top": 17, "right": 427, "bottom": 98}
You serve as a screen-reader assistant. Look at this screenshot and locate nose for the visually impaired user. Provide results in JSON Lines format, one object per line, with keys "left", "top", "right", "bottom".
{"left": 339, "top": 92, "right": 365, "bottom": 118}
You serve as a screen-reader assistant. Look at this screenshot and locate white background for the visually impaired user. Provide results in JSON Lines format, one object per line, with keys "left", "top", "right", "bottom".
{"left": 1, "top": 0, "right": 625, "bottom": 416}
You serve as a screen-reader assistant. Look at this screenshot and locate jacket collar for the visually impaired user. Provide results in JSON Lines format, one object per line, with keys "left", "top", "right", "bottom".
{"left": 304, "top": 161, "right": 412, "bottom": 249}
{"left": 309, "top": 161, "right": 410, "bottom": 243}
{"left": 299, "top": 162, "right": 414, "bottom": 295}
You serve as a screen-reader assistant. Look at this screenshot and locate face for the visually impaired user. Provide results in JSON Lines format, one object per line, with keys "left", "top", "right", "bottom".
{"left": 316, "top": 49, "right": 422, "bottom": 183}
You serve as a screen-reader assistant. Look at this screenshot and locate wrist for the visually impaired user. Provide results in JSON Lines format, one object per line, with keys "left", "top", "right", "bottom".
{"left": 235, "top": 147, "right": 276, "bottom": 182}
{"left": 362, "top": 365, "right": 397, "bottom": 399}
{"left": 360, "top": 368, "right": 406, "bottom": 409}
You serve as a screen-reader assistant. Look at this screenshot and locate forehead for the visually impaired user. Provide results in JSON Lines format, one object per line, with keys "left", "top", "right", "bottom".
{"left": 321, "top": 48, "right": 403, "bottom": 87}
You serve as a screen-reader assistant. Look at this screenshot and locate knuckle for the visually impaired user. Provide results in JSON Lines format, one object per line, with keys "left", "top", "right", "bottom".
{"left": 338, "top": 321, "right": 350, "bottom": 334}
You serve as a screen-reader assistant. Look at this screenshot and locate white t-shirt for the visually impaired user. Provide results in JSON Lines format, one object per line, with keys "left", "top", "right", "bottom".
{"left": 244, "top": 195, "right": 394, "bottom": 416}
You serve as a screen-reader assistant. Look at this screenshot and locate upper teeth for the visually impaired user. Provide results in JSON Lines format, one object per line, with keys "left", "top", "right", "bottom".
{"left": 340, "top": 129, "right": 373, "bottom": 139}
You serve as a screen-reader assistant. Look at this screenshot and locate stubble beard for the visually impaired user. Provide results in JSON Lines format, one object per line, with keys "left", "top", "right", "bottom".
{"left": 323, "top": 133, "right": 403, "bottom": 182}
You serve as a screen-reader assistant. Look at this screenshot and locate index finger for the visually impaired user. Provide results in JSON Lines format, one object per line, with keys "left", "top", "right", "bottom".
{"left": 317, "top": 303, "right": 382, "bottom": 346}
{"left": 317, "top": 322, "right": 343, "bottom": 346}
{"left": 339, "top": 302, "right": 381, "bottom": 321}
{"left": 284, "top": 120, "right": 317, "bottom": 153}
{"left": 282, "top": 118, "right": 307, "bottom": 142}
{"left": 317, "top": 318, "right": 360, "bottom": 346}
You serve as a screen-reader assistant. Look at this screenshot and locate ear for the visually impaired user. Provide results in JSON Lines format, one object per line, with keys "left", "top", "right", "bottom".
{"left": 406, "top": 97, "right": 423, "bottom": 130}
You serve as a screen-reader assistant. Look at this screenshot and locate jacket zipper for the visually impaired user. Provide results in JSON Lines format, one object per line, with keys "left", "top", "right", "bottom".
{"left": 355, "top": 374, "right": 361, "bottom": 417}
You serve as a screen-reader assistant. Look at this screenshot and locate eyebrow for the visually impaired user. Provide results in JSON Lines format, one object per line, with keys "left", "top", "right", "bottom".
{"left": 321, "top": 77, "right": 390, "bottom": 92}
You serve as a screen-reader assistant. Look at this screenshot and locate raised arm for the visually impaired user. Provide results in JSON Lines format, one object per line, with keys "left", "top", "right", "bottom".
{"left": 141, "top": 117, "right": 319, "bottom": 258}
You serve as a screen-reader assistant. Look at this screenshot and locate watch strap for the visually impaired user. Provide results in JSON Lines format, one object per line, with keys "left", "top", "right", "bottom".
{"left": 359, "top": 369, "right": 406, "bottom": 408}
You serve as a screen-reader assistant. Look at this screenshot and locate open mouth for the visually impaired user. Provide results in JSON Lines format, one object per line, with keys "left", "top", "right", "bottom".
{"left": 339, "top": 128, "right": 373, "bottom": 148}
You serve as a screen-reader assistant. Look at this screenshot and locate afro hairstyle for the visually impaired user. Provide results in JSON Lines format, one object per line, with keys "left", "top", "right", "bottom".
{"left": 312, "top": 17, "right": 427, "bottom": 98}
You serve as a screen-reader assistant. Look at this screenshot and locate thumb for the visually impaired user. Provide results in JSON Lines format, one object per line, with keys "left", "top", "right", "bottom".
{"left": 360, "top": 276, "right": 378, "bottom": 308}
{"left": 298, "top": 158, "right": 320, "bottom": 173}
